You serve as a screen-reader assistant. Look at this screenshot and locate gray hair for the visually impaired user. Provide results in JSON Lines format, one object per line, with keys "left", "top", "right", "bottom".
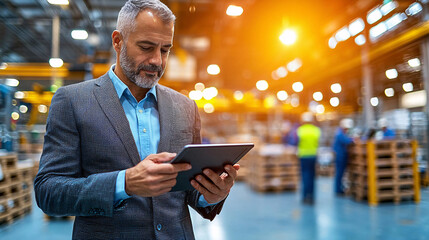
{"left": 117, "top": 0, "right": 176, "bottom": 39}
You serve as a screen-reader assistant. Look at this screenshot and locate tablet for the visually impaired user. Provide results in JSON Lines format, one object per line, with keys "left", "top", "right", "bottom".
{"left": 170, "top": 143, "right": 254, "bottom": 191}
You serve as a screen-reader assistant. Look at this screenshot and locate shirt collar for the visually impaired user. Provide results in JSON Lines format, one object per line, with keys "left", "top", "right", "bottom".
{"left": 108, "top": 64, "right": 157, "bottom": 101}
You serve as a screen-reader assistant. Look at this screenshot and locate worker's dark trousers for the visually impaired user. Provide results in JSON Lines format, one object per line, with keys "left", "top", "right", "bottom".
{"left": 299, "top": 156, "right": 316, "bottom": 200}
{"left": 334, "top": 155, "right": 348, "bottom": 193}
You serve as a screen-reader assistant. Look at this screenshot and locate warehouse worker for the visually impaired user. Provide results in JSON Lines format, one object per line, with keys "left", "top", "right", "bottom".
{"left": 34, "top": 1, "right": 238, "bottom": 239}
{"left": 333, "top": 118, "right": 354, "bottom": 195}
{"left": 378, "top": 118, "right": 395, "bottom": 140}
{"left": 296, "top": 112, "right": 321, "bottom": 204}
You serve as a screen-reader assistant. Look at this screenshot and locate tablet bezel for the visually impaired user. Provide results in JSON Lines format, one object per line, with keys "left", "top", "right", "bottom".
{"left": 170, "top": 143, "right": 254, "bottom": 191}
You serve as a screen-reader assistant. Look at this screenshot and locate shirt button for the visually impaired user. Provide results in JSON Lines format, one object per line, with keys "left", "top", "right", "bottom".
{"left": 156, "top": 224, "right": 162, "bottom": 231}
{"left": 138, "top": 109, "right": 143, "bottom": 113}
{"left": 143, "top": 128, "right": 147, "bottom": 133}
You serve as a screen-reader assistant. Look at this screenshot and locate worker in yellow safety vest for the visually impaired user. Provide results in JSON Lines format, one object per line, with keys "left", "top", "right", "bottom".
{"left": 296, "top": 112, "right": 321, "bottom": 204}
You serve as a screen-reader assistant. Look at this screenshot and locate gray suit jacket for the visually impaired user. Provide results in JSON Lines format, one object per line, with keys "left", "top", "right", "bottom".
{"left": 34, "top": 73, "right": 225, "bottom": 240}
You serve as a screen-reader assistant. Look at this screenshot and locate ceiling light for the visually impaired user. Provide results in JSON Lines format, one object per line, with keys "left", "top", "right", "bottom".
{"left": 234, "top": 91, "right": 244, "bottom": 101}
{"left": 328, "top": 37, "right": 337, "bottom": 49}
{"left": 287, "top": 58, "right": 302, "bottom": 72}
{"left": 313, "top": 92, "right": 323, "bottom": 101}
{"left": 256, "top": 80, "right": 269, "bottom": 91}
{"left": 5, "top": 78, "right": 19, "bottom": 87}
{"left": 194, "top": 82, "right": 205, "bottom": 91}
{"left": 384, "top": 88, "right": 394, "bottom": 97}
{"left": 402, "top": 82, "right": 413, "bottom": 92}
{"left": 330, "top": 83, "right": 342, "bottom": 93}
{"left": 49, "top": 58, "right": 64, "bottom": 68}
{"left": 370, "top": 22, "right": 387, "bottom": 40}
{"left": 279, "top": 29, "right": 297, "bottom": 46}
{"left": 38, "top": 105, "right": 48, "bottom": 113}
{"left": 385, "top": 68, "right": 398, "bottom": 79}
{"left": 277, "top": 90, "right": 288, "bottom": 101}
{"left": 14, "top": 91, "right": 25, "bottom": 99}
{"left": 385, "top": 13, "right": 406, "bottom": 30}
{"left": 189, "top": 90, "right": 203, "bottom": 100}
{"left": 202, "top": 87, "right": 218, "bottom": 100}
{"left": 408, "top": 58, "right": 421, "bottom": 67}
{"left": 71, "top": 30, "right": 89, "bottom": 40}
{"left": 335, "top": 27, "right": 351, "bottom": 42}
{"left": 292, "top": 82, "right": 303, "bottom": 92}
{"left": 330, "top": 97, "right": 339, "bottom": 107}
{"left": 349, "top": 18, "right": 365, "bottom": 36}
{"left": 226, "top": 5, "right": 243, "bottom": 17}
{"left": 11, "top": 112, "right": 19, "bottom": 121}
{"left": 276, "top": 66, "right": 288, "bottom": 78}
{"left": 370, "top": 97, "right": 379, "bottom": 106}
{"left": 316, "top": 104, "right": 325, "bottom": 114}
{"left": 203, "top": 103, "right": 215, "bottom": 113}
{"left": 47, "top": 0, "right": 69, "bottom": 5}
{"left": 0, "top": 62, "right": 7, "bottom": 70}
{"left": 19, "top": 105, "right": 28, "bottom": 114}
{"left": 207, "top": 64, "right": 220, "bottom": 75}
{"left": 380, "top": 1, "right": 398, "bottom": 16}
{"left": 367, "top": 8, "right": 382, "bottom": 24}
{"left": 291, "top": 94, "right": 299, "bottom": 107}
{"left": 354, "top": 34, "right": 366, "bottom": 46}
{"left": 406, "top": 2, "right": 423, "bottom": 16}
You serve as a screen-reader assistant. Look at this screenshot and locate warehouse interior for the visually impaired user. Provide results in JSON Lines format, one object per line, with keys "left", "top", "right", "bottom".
{"left": 1, "top": 0, "right": 429, "bottom": 239}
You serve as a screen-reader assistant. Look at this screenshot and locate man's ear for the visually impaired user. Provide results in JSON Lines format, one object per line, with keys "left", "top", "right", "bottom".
{"left": 112, "top": 30, "right": 123, "bottom": 52}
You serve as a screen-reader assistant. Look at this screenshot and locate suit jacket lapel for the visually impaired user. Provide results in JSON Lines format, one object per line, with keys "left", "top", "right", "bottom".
{"left": 156, "top": 85, "right": 173, "bottom": 153}
{"left": 93, "top": 74, "right": 141, "bottom": 166}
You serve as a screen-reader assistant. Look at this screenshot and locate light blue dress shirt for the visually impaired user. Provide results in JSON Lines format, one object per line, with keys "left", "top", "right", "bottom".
{"left": 109, "top": 65, "right": 213, "bottom": 207}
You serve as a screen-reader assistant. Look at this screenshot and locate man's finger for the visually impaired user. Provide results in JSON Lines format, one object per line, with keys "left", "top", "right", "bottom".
{"left": 146, "top": 152, "right": 177, "bottom": 163}
{"left": 156, "top": 162, "right": 191, "bottom": 174}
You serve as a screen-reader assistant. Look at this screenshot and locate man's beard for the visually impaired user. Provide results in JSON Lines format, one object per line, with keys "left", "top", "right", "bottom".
{"left": 119, "top": 44, "right": 164, "bottom": 88}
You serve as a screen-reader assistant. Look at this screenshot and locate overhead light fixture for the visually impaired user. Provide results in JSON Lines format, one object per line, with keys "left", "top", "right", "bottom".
{"left": 335, "top": 27, "right": 351, "bottom": 42}
{"left": 370, "top": 22, "right": 387, "bottom": 40}
{"left": 202, "top": 87, "right": 218, "bottom": 100}
{"left": 47, "top": 0, "right": 69, "bottom": 5}
{"left": 38, "top": 105, "right": 48, "bottom": 113}
{"left": 313, "top": 92, "right": 323, "bottom": 101}
{"left": 328, "top": 37, "right": 337, "bottom": 49}
{"left": 279, "top": 29, "right": 297, "bottom": 46}
{"left": 14, "top": 91, "right": 25, "bottom": 99}
{"left": 287, "top": 58, "right": 302, "bottom": 72}
{"left": 367, "top": 7, "right": 382, "bottom": 24}
{"left": 207, "top": 64, "right": 220, "bottom": 75}
{"left": 316, "top": 104, "right": 325, "bottom": 114}
{"left": 354, "top": 34, "right": 366, "bottom": 46}
{"left": 203, "top": 103, "right": 215, "bottom": 113}
{"left": 5, "top": 78, "right": 19, "bottom": 87}
{"left": 49, "top": 57, "right": 64, "bottom": 68}
{"left": 189, "top": 90, "right": 203, "bottom": 100}
{"left": 256, "top": 80, "right": 269, "bottom": 91}
{"left": 330, "top": 83, "right": 342, "bottom": 93}
{"left": 71, "top": 30, "right": 88, "bottom": 40}
{"left": 0, "top": 62, "right": 7, "bottom": 70}
{"left": 19, "top": 105, "right": 28, "bottom": 114}
{"left": 348, "top": 18, "right": 365, "bottom": 36}
{"left": 330, "top": 97, "right": 339, "bottom": 107}
{"left": 277, "top": 90, "right": 288, "bottom": 101}
{"left": 194, "top": 82, "right": 205, "bottom": 91}
{"left": 406, "top": 2, "right": 423, "bottom": 16}
{"left": 370, "top": 97, "right": 379, "bottom": 107}
{"left": 226, "top": 5, "right": 243, "bottom": 16}
{"left": 380, "top": 1, "right": 398, "bottom": 16}
{"left": 276, "top": 66, "right": 288, "bottom": 78}
{"left": 234, "top": 91, "right": 244, "bottom": 101}
{"left": 402, "top": 82, "right": 413, "bottom": 92}
{"left": 385, "top": 13, "right": 406, "bottom": 30}
{"left": 408, "top": 58, "right": 421, "bottom": 68}
{"left": 385, "top": 68, "right": 398, "bottom": 79}
{"left": 292, "top": 82, "right": 303, "bottom": 93}
{"left": 384, "top": 88, "right": 395, "bottom": 97}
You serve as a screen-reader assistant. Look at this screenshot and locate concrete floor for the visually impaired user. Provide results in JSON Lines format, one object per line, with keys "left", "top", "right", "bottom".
{"left": 1, "top": 177, "right": 428, "bottom": 240}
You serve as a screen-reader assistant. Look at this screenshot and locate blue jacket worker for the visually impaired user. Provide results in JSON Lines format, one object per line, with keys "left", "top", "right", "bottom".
{"left": 333, "top": 118, "right": 354, "bottom": 195}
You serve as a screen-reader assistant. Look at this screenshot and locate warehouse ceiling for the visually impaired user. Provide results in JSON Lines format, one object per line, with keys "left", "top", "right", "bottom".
{"left": 0, "top": 0, "right": 425, "bottom": 98}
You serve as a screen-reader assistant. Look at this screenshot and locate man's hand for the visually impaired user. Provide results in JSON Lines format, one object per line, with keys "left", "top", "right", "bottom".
{"left": 190, "top": 164, "right": 240, "bottom": 204}
{"left": 125, "top": 152, "right": 191, "bottom": 197}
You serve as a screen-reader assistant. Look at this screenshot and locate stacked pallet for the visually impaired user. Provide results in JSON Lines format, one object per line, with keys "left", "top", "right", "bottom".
{"left": 226, "top": 134, "right": 261, "bottom": 181}
{"left": 0, "top": 154, "right": 33, "bottom": 225}
{"left": 246, "top": 145, "right": 299, "bottom": 192}
{"left": 348, "top": 140, "right": 420, "bottom": 205}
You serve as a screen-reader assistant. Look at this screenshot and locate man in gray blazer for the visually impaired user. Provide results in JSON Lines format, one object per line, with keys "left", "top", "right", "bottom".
{"left": 34, "top": 1, "right": 239, "bottom": 239}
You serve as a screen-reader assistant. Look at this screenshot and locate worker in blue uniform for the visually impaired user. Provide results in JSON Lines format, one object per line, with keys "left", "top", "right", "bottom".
{"left": 378, "top": 118, "right": 395, "bottom": 140}
{"left": 333, "top": 118, "right": 354, "bottom": 195}
{"left": 296, "top": 112, "right": 321, "bottom": 204}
